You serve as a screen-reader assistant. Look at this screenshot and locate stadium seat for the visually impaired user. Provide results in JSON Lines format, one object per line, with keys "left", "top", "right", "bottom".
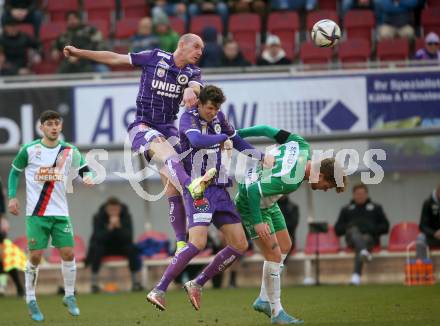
{"left": 421, "top": 8, "right": 440, "bottom": 36}
{"left": 304, "top": 225, "right": 340, "bottom": 254}
{"left": 267, "top": 11, "right": 300, "bottom": 59}
{"left": 115, "top": 18, "right": 139, "bottom": 39}
{"left": 229, "top": 13, "right": 261, "bottom": 64}
{"left": 137, "top": 230, "right": 170, "bottom": 259}
{"left": 47, "top": 0, "right": 79, "bottom": 22}
{"left": 121, "top": 0, "right": 149, "bottom": 19}
{"left": 13, "top": 236, "right": 28, "bottom": 252}
{"left": 306, "top": 10, "right": 339, "bottom": 32}
{"left": 319, "top": 0, "right": 338, "bottom": 10}
{"left": 84, "top": 0, "right": 116, "bottom": 22}
{"left": 414, "top": 37, "right": 425, "bottom": 57}
{"left": 338, "top": 38, "right": 371, "bottom": 63}
{"left": 388, "top": 222, "right": 420, "bottom": 252}
{"left": 190, "top": 14, "right": 223, "bottom": 36}
{"left": 344, "top": 10, "right": 375, "bottom": 47}
{"left": 47, "top": 235, "right": 87, "bottom": 263}
{"left": 89, "top": 20, "right": 111, "bottom": 39}
{"left": 40, "top": 22, "right": 67, "bottom": 54}
{"left": 102, "top": 255, "right": 127, "bottom": 263}
{"left": 169, "top": 17, "right": 186, "bottom": 35}
{"left": 344, "top": 244, "right": 381, "bottom": 253}
{"left": 300, "top": 41, "right": 333, "bottom": 64}
{"left": 33, "top": 61, "right": 59, "bottom": 75}
{"left": 376, "top": 39, "right": 410, "bottom": 61}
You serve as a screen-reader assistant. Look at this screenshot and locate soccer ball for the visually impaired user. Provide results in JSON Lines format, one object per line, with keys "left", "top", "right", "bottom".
{"left": 311, "top": 19, "right": 341, "bottom": 48}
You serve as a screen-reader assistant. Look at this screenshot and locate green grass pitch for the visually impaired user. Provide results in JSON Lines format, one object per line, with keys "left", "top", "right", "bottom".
{"left": 1, "top": 285, "right": 439, "bottom": 325}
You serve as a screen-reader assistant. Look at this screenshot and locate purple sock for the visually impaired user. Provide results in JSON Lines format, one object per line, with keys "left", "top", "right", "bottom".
{"left": 165, "top": 156, "right": 191, "bottom": 188}
{"left": 195, "top": 246, "right": 242, "bottom": 286}
{"left": 168, "top": 195, "right": 187, "bottom": 242}
{"left": 156, "top": 242, "right": 199, "bottom": 292}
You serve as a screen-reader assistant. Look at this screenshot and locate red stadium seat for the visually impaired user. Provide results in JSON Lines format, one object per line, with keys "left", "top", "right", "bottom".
{"left": 13, "top": 236, "right": 28, "bottom": 252}
{"left": 300, "top": 41, "right": 333, "bottom": 64}
{"left": 229, "top": 13, "right": 261, "bottom": 64}
{"left": 169, "top": 17, "right": 186, "bottom": 35}
{"left": 47, "top": 235, "right": 87, "bottom": 263}
{"left": 338, "top": 38, "right": 371, "bottom": 63}
{"left": 84, "top": 0, "right": 116, "bottom": 22}
{"left": 121, "top": 0, "right": 150, "bottom": 19}
{"left": 428, "top": 0, "right": 440, "bottom": 6}
{"left": 115, "top": 18, "right": 139, "bottom": 39}
{"left": 102, "top": 255, "right": 126, "bottom": 263}
{"left": 388, "top": 222, "right": 419, "bottom": 252}
{"left": 267, "top": 11, "right": 300, "bottom": 59}
{"left": 319, "top": 0, "right": 338, "bottom": 10}
{"left": 304, "top": 225, "right": 340, "bottom": 254}
{"left": 414, "top": 37, "right": 425, "bottom": 57}
{"left": 47, "top": 0, "right": 79, "bottom": 22}
{"left": 344, "top": 10, "right": 375, "bottom": 46}
{"left": 377, "top": 39, "right": 409, "bottom": 61}
{"left": 421, "top": 8, "right": 440, "bottom": 36}
{"left": 40, "top": 22, "right": 67, "bottom": 54}
{"left": 306, "top": 10, "right": 339, "bottom": 32}
{"left": 89, "top": 20, "right": 111, "bottom": 39}
{"left": 190, "top": 14, "right": 223, "bottom": 36}
{"left": 33, "top": 61, "right": 59, "bottom": 75}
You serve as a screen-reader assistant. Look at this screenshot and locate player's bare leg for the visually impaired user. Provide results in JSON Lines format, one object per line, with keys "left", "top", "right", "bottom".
{"left": 59, "top": 247, "right": 79, "bottom": 316}
{"left": 254, "top": 234, "right": 303, "bottom": 324}
{"left": 26, "top": 250, "right": 44, "bottom": 322}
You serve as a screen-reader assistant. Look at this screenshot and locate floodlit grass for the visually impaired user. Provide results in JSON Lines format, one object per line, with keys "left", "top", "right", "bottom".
{"left": 1, "top": 284, "right": 439, "bottom": 325}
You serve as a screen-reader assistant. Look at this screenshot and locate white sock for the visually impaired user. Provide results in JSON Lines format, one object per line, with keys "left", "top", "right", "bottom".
{"left": 260, "top": 254, "right": 288, "bottom": 302}
{"left": 25, "top": 261, "right": 39, "bottom": 303}
{"left": 62, "top": 259, "right": 76, "bottom": 297}
{"left": 263, "top": 261, "right": 283, "bottom": 316}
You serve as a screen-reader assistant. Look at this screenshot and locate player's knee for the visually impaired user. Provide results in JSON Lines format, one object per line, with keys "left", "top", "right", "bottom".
{"left": 60, "top": 249, "right": 75, "bottom": 261}
{"left": 279, "top": 240, "right": 292, "bottom": 255}
{"left": 231, "top": 238, "right": 248, "bottom": 253}
{"left": 190, "top": 239, "right": 206, "bottom": 251}
{"left": 29, "top": 252, "right": 42, "bottom": 265}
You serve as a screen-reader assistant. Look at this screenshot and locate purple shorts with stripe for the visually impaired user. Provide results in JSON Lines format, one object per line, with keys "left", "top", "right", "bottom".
{"left": 128, "top": 122, "right": 181, "bottom": 157}
{"left": 185, "top": 185, "right": 242, "bottom": 229}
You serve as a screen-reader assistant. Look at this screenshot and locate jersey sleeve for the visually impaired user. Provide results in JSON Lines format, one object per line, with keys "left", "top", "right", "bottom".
{"left": 129, "top": 50, "right": 154, "bottom": 67}
{"left": 179, "top": 111, "right": 200, "bottom": 135}
{"left": 11, "top": 145, "right": 28, "bottom": 172}
{"left": 188, "top": 67, "right": 203, "bottom": 88}
{"left": 72, "top": 146, "right": 87, "bottom": 170}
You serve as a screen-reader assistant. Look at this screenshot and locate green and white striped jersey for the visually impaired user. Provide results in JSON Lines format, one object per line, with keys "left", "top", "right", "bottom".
{"left": 11, "top": 139, "right": 86, "bottom": 216}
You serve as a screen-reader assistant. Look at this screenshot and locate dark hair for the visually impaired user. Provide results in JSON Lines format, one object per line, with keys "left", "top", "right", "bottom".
{"left": 105, "top": 197, "right": 121, "bottom": 206}
{"left": 352, "top": 183, "right": 368, "bottom": 193}
{"left": 199, "top": 85, "right": 226, "bottom": 107}
{"left": 320, "top": 158, "right": 347, "bottom": 193}
{"left": 40, "top": 110, "right": 61, "bottom": 124}
{"left": 65, "top": 10, "right": 80, "bottom": 20}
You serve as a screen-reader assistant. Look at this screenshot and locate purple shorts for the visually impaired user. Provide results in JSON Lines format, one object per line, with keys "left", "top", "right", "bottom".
{"left": 128, "top": 122, "right": 181, "bottom": 158}
{"left": 185, "top": 185, "right": 242, "bottom": 229}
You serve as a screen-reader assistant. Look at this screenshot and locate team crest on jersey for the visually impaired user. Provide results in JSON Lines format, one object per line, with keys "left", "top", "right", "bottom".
{"left": 214, "top": 124, "right": 221, "bottom": 134}
{"left": 177, "top": 74, "right": 189, "bottom": 85}
{"left": 157, "top": 67, "right": 166, "bottom": 78}
{"left": 193, "top": 197, "right": 210, "bottom": 212}
{"left": 35, "top": 145, "right": 42, "bottom": 160}
{"left": 158, "top": 59, "right": 169, "bottom": 69}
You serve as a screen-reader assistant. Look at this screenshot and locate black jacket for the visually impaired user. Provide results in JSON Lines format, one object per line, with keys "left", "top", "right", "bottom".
{"left": 220, "top": 52, "right": 251, "bottom": 67}
{"left": 0, "top": 31, "right": 39, "bottom": 68}
{"left": 335, "top": 199, "right": 389, "bottom": 244}
{"left": 91, "top": 204, "right": 133, "bottom": 246}
{"left": 419, "top": 191, "right": 440, "bottom": 244}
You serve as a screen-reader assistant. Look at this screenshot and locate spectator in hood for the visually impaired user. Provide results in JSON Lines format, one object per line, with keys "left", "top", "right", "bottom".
{"left": 257, "top": 34, "right": 291, "bottom": 66}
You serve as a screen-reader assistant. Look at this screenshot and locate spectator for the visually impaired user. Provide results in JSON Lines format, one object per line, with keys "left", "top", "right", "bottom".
{"left": 416, "top": 185, "right": 440, "bottom": 259}
{"left": 1, "top": 0, "right": 43, "bottom": 38}
{"left": 153, "top": 12, "right": 180, "bottom": 52}
{"left": 199, "top": 26, "right": 222, "bottom": 67}
{"left": 0, "top": 179, "right": 25, "bottom": 297}
{"left": 188, "top": 1, "right": 229, "bottom": 27}
{"left": 0, "top": 49, "right": 18, "bottom": 75}
{"left": 52, "top": 11, "right": 108, "bottom": 74}
{"left": 0, "top": 18, "right": 40, "bottom": 75}
{"left": 270, "top": 0, "right": 316, "bottom": 11}
{"left": 415, "top": 32, "right": 440, "bottom": 61}
{"left": 130, "top": 17, "right": 160, "bottom": 53}
{"left": 257, "top": 34, "right": 291, "bottom": 66}
{"left": 377, "top": 0, "right": 418, "bottom": 41}
{"left": 229, "top": 0, "right": 267, "bottom": 15}
{"left": 220, "top": 39, "right": 251, "bottom": 67}
{"left": 86, "top": 197, "right": 142, "bottom": 293}
{"left": 335, "top": 183, "right": 389, "bottom": 285}
{"left": 151, "top": 0, "right": 187, "bottom": 23}
{"left": 341, "top": 0, "right": 378, "bottom": 19}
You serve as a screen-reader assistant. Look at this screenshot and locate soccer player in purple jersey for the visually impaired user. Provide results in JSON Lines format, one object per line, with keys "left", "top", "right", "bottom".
{"left": 146, "top": 85, "right": 271, "bottom": 311}
{"left": 63, "top": 34, "right": 216, "bottom": 251}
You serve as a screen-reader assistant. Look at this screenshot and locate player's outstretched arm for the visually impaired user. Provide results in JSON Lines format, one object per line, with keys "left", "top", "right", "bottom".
{"left": 63, "top": 45, "right": 130, "bottom": 66}
{"left": 7, "top": 168, "right": 21, "bottom": 216}
{"left": 238, "top": 125, "right": 280, "bottom": 140}
{"left": 186, "top": 131, "right": 229, "bottom": 149}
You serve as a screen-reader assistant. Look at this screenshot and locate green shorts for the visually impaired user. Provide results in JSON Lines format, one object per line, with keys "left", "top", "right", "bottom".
{"left": 26, "top": 215, "right": 74, "bottom": 250}
{"left": 235, "top": 194, "right": 287, "bottom": 240}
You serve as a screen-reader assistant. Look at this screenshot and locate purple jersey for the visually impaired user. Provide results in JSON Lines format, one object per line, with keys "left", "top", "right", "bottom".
{"left": 128, "top": 48, "right": 203, "bottom": 128}
{"left": 179, "top": 109, "right": 235, "bottom": 186}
